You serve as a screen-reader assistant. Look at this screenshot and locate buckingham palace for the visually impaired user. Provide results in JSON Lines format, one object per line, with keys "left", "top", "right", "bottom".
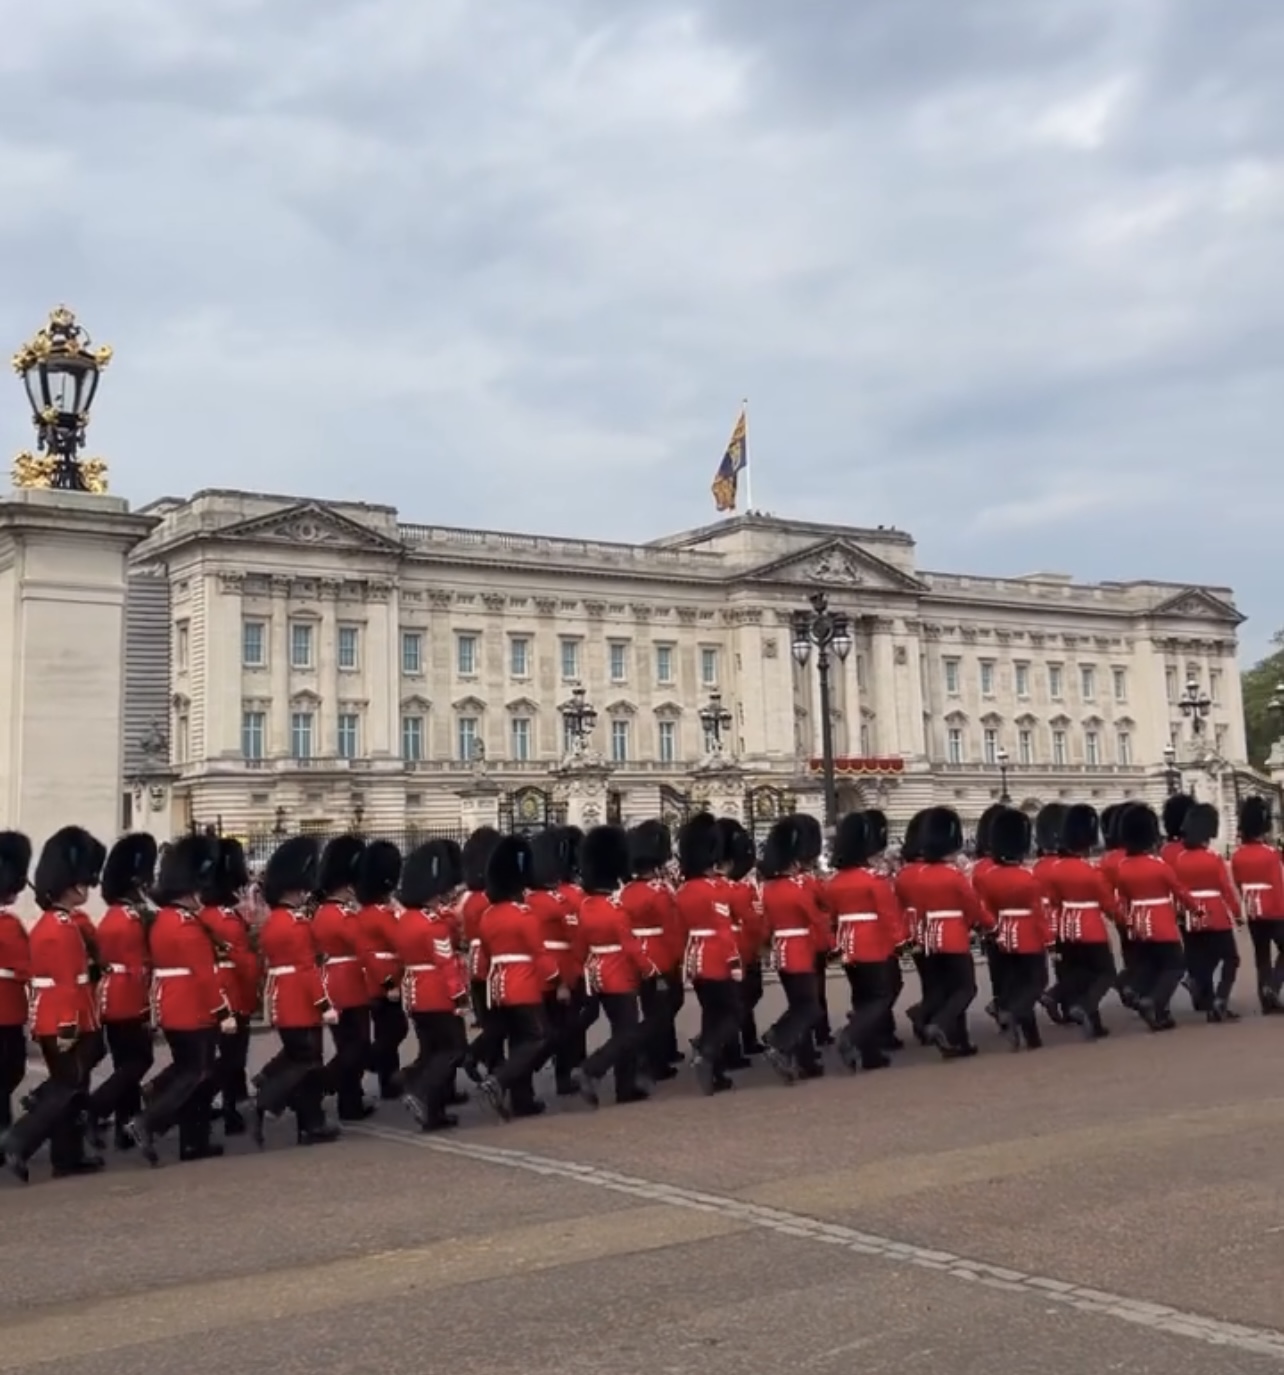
{"left": 120, "top": 488, "right": 1254, "bottom": 843}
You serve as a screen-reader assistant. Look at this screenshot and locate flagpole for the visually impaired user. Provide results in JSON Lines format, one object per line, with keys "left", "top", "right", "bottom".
{"left": 741, "top": 397, "right": 753, "bottom": 514}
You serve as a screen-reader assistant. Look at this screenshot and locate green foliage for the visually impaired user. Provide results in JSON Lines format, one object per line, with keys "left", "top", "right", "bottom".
{"left": 1242, "top": 629, "right": 1284, "bottom": 768}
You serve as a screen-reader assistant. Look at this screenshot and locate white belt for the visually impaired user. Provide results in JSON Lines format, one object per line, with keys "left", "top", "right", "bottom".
{"left": 589, "top": 944, "right": 622, "bottom": 955}
{"left": 1130, "top": 898, "right": 1168, "bottom": 908}
{"left": 324, "top": 954, "right": 360, "bottom": 965}
{"left": 773, "top": 928, "right": 811, "bottom": 938}
{"left": 1189, "top": 890, "right": 1220, "bottom": 899}
{"left": 28, "top": 973, "right": 91, "bottom": 988}
{"left": 633, "top": 927, "right": 664, "bottom": 937}
{"left": 217, "top": 960, "right": 236, "bottom": 970}
{"left": 544, "top": 940, "right": 571, "bottom": 951}
{"left": 404, "top": 963, "right": 436, "bottom": 973}
{"left": 687, "top": 928, "right": 715, "bottom": 937}
{"left": 489, "top": 954, "right": 532, "bottom": 966}
{"left": 468, "top": 938, "right": 481, "bottom": 949}
{"left": 1061, "top": 901, "right": 1099, "bottom": 910}
{"left": 370, "top": 950, "right": 397, "bottom": 961}
{"left": 1242, "top": 883, "right": 1270, "bottom": 891}
{"left": 837, "top": 912, "right": 878, "bottom": 924}
{"left": 267, "top": 965, "right": 298, "bottom": 976}
{"left": 153, "top": 968, "right": 192, "bottom": 978}
{"left": 104, "top": 963, "right": 130, "bottom": 974}
{"left": 997, "top": 909, "right": 1033, "bottom": 918}
{"left": 0, "top": 968, "right": 16, "bottom": 980}
{"left": 925, "top": 910, "right": 964, "bottom": 920}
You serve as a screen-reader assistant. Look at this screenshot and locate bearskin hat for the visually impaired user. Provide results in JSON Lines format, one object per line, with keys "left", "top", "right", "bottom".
{"left": 262, "top": 835, "right": 321, "bottom": 909}
{"left": 677, "top": 812, "right": 723, "bottom": 880}
{"left": 1034, "top": 803, "right": 1067, "bottom": 856}
{"left": 759, "top": 817, "right": 801, "bottom": 880}
{"left": 485, "top": 834, "right": 533, "bottom": 905}
{"left": 990, "top": 808, "right": 1032, "bottom": 865}
{"left": 901, "top": 810, "right": 928, "bottom": 863}
{"left": 399, "top": 840, "right": 463, "bottom": 909}
{"left": 153, "top": 833, "right": 220, "bottom": 907}
{"left": 1099, "top": 803, "right": 1123, "bottom": 849}
{"left": 863, "top": 809, "right": 889, "bottom": 855}
{"left": 1119, "top": 804, "right": 1160, "bottom": 856}
{"left": 1239, "top": 795, "right": 1272, "bottom": 843}
{"left": 1182, "top": 801, "right": 1220, "bottom": 848}
{"left": 580, "top": 825, "right": 631, "bottom": 895}
{"left": 33, "top": 826, "right": 103, "bottom": 908}
{"left": 353, "top": 840, "right": 401, "bottom": 905}
{"left": 1062, "top": 803, "right": 1100, "bottom": 855}
{"left": 317, "top": 835, "right": 366, "bottom": 899}
{"left": 974, "top": 804, "right": 1007, "bottom": 860}
{"left": 831, "top": 812, "right": 872, "bottom": 871}
{"left": 100, "top": 833, "right": 158, "bottom": 905}
{"left": 792, "top": 812, "right": 823, "bottom": 866}
{"left": 528, "top": 829, "right": 564, "bottom": 891}
{"left": 461, "top": 826, "right": 501, "bottom": 893}
{"left": 200, "top": 837, "right": 250, "bottom": 907}
{"left": 0, "top": 832, "right": 32, "bottom": 904}
{"left": 628, "top": 820, "right": 671, "bottom": 877}
{"left": 921, "top": 807, "right": 963, "bottom": 863}
{"left": 1162, "top": 793, "right": 1194, "bottom": 842}
{"left": 716, "top": 818, "right": 755, "bottom": 882}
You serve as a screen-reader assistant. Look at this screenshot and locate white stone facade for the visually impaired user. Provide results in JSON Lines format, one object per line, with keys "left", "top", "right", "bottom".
{"left": 128, "top": 489, "right": 1252, "bottom": 840}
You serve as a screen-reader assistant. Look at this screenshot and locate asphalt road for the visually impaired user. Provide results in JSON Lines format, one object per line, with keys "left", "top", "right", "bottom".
{"left": 4, "top": 976, "right": 1284, "bottom": 1374}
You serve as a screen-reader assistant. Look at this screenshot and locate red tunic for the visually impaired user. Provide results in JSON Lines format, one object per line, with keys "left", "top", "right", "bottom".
{"left": 578, "top": 894, "right": 657, "bottom": 995}
{"left": 0, "top": 910, "right": 31, "bottom": 1027}
{"left": 761, "top": 876, "right": 825, "bottom": 974}
{"left": 358, "top": 902, "right": 402, "bottom": 998}
{"left": 1042, "top": 857, "right": 1119, "bottom": 944}
{"left": 1160, "top": 839, "right": 1184, "bottom": 871}
{"left": 27, "top": 910, "right": 96, "bottom": 1037}
{"left": 312, "top": 900, "right": 373, "bottom": 1011}
{"left": 893, "top": 864, "right": 991, "bottom": 954}
{"left": 148, "top": 906, "right": 226, "bottom": 1031}
{"left": 801, "top": 872, "right": 834, "bottom": 955}
{"left": 201, "top": 905, "right": 261, "bottom": 1018}
{"left": 972, "top": 865, "right": 1050, "bottom": 954}
{"left": 1099, "top": 848, "right": 1125, "bottom": 886}
{"left": 727, "top": 878, "right": 764, "bottom": 965}
{"left": 1171, "top": 848, "right": 1240, "bottom": 932}
{"left": 618, "top": 878, "right": 680, "bottom": 973}
{"left": 393, "top": 906, "right": 466, "bottom": 1013}
{"left": 1031, "top": 855, "right": 1062, "bottom": 943}
{"left": 459, "top": 890, "right": 491, "bottom": 979}
{"left": 826, "top": 868, "right": 902, "bottom": 965}
{"left": 259, "top": 907, "right": 327, "bottom": 1028}
{"left": 893, "top": 859, "right": 927, "bottom": 945}
{"left": 1113, "top": 855, "right": 1194, "bottom": 945}
{"left": 676, "top": 878, "right": 739, "bottom": 981}
{"left": 971, "top": 856, "right": 997, "bottom": 885}
{"left": 527, "top": 888, "right": 582, "bottom": 987}
{"left": 95, "top": 903, "right": 151, "bottom": 1022}
{"left": 1230, "top": 842, "right": 1284, "bottom": 920}
{"left": 478, "top": 900, "right": 557, "bottom": 1007}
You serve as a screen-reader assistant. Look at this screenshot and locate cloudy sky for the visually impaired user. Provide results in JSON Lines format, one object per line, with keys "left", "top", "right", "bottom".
{"left": 2, "top": 1, "right": 1281, "bottom": 656}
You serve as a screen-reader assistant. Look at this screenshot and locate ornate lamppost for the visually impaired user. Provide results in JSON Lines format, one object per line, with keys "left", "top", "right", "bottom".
{"left": 558, "top": 684, "right": 598, "bottom": 759}
{"left": 1179, "top": 678, "right": 1212, "bottom": 736}
{"left": 698, "top": 690, "right": 733, "bottom": 757}
{"left": 996, "top": 746, "right": 1012, "bottom": 804}
{"left": 1162, "top": 743, "right": 1182, "bottom": 796}
{"left": 790, "top": 591, "right": 853, "bottom": 831}
{"left": 11, "top": 306, "right": 113, "bottom": 493}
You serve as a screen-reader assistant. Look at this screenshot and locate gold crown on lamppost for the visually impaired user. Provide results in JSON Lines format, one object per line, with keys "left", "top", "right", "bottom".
{"left": 10, "top": 305, "right": 113, "bottom": 494}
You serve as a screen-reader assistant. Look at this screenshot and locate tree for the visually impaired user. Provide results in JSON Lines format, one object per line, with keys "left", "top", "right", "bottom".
{"left": 1241, "top": 630, "right": 1284, "bottom": 768}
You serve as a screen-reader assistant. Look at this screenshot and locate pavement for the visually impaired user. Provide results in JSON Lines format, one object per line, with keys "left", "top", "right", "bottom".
{"left": 4, "top": 976, "right": 1284, "bottom": 1375}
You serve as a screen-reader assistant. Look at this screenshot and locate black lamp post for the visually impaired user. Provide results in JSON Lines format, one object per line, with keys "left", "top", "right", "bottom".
{"left": 790, "top": 591, "right": 853, "bottom": 831}
{"left": 558, "top": 684, "right": 598, "bottom": 756}
{"left": 11, "top": 307, "right": 113, "bottom": 492}
{"left": 1269, "top": 682, "right": 1284, "bottom": 749}
{"left": 698, "top": 690, "right": 733, "bottom": 756}
{"left": 1179, "top": 678, "right": 1212, "bottom": 736}
{"left": 272, "top": 806, "right": 288, "bottom": 838}
{"left": 996, "top": 746, "right": 1011, "bottom": 804}
{"left": 1162, "top": 743, "right": 1182, "bottom": 796}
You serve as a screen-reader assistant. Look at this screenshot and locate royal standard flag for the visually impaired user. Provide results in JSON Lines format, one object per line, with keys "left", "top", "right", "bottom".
{"left": 710, "top": 407, "right": 748, "bottom": 513}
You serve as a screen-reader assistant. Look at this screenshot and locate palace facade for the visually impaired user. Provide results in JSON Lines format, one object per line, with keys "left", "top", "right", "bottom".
{"left": 122, "top": 488, "right": 1252, "bottom": 842}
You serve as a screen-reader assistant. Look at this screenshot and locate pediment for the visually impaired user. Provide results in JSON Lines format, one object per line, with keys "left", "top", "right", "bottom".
{"left": 1149, "top": 587, "right": 1245, "bottom": 626}
{"left": 217, "top": 502, "right": 404, "bottom": 554}
{"left": 653, "top": 699, "right": 684, "bottom": 718}
{"left": 739, "top": 538, "right": 926, "bottom": 594}
{"left": 605, "top": 698, "right": 637, "bottom": 716}
{"left": 290, "top": 689, "right": 321, "bottom": 707}
{"left": 505, "top": 695, "right": 539, "bottom": 715}
{"left": 979, "top": 711, "right": 1003, "bottom": 727}
{"left": 452, "top": 695, "right": 487, "bottom": 713}
{"left": 400, "top": 693, "right": 432, "bottom": 713}
{"left": 1049, "top": 713, "right": 1072, "bottom": 728}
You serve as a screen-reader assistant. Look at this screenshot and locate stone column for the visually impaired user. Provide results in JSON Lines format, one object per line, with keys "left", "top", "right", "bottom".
{"left": 688, "top": 759, "right": 745, "bottom": 820}
{"left": 268, "top": 576, "right": 291, "bottom": 756}
{"left": 869, "top": 617, "right": 901, "bottom": 755}
{"left": 552, "top": 760, "right": 613, "bottom": 829}
{"left": 0, "top": 490, "right": 156, "bottom": 876}
{"left": 457, "top": 778, "right": 501, "bottom": 834}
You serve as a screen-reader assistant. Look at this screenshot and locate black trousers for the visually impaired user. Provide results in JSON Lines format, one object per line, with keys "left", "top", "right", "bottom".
{"left": 1248, "top": 919, "right": 1284, "bottom": 1003}
{"left": 879, "top": 956, "right": 905, "bottom": 1044}
{"left": 693, "top": 978, "right": 741, "bottom": 1077}
{"left": 257, "top": 1026, "right": 326, "bottom": 1128}
{"left": 841, "top": 962, "right": 895, "bottom": 1067}
{"left": 769, "top": 970, "right": 823, "bottom": 1067}
{"left": 738, "top": 961, "right": 764, "bottom": 1051}
{"left": 637, "top": 976, "right": 674, "bottom": 1077}
{"left": 0, "top": 1023, "right": 26, "bottom": 1132}
{"left": 1185, "top": 929, "right": 1239, "bottom": 1008}
{"left": 140, "top": 1028, "right": 216, "bottom": 1152}
{"left": 581, "top": 990, "right": 647, "bottom": 1099}
{"left": 1132, "top": 941, "right": 1185, "bottom": 1016}
{"left": 919, "top": 953, "right": 977, "bottom": 1048}
{"left": 214, "top": 1013, "right": 251, "bottom": 1118}
{"left": 88, "top": 1018, "right": 154, "bottom": 1132}
{"left": 1117, "top": 933, "right": 1141, "bottom": 999}
{"left": 489, "top": 1004, "right": 549, "bottom": 1113}
{"left": 6, "top": 1035, "right": 92, "bottom": 1168}
{"left": 996, "top": 951, "right": 1048, "bottom": 1047}
{"left": 406, "top": 1011, "right": 466, "bottom": 1121}
{"left": 983, "top": 938, "right": 1006, "bottom": 1006}
{"left": 324, "top": 1006, "right": 371, "bottom": 1117}
{"left": 368, "top": 997, "right": 407, "bottom": 1095}
{"left": 661, "top": 965, "right": 685, "bottom": 1064}
{"left": 812, "top": 954, "right": 832, "bottom": 1042}
{"left": 1057, "top": 942, "right": 1116, "bottom": 1022}
{"left": 537, "top": 982, "right": 593, "bottom": 1087}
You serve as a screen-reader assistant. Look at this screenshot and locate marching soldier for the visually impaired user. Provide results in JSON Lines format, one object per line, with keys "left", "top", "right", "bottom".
{"left": 971, "top": 803, "right": 1006, "bottom": 1020}
{"left": 0, "top": 833, "right": 32, "bottom": 1136}
{"left": 5, "top": 827, "right": 106, "bottom": 1182}
{"left": 1099, "top": 803, "right": 1139, "bottom": 1007}
{"left": 791, "top": 812, "right": 833, "bottom": 1046}
{"left": 1032, "top": 803, "right": 1068, "bottom": 1023}
{"left": 355, "top": 841, "right": 406, "bottom": 1100}
{"left": 620, "top": 821, "right": 682, "bottom": 1080}
{"left": 718, "top": 818, "right": 764, "bottom": 1065}
{"left": 1230, "top": 795, "right": 1284, "bottom": 1013}
{"left": 526, "top": 829, "right": 584, "bottom": 1096}
{"left": 1171, "top": 803, "right": 1242, "bottom": 1021}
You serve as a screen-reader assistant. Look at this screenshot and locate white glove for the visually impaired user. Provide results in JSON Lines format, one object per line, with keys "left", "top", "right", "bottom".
{"left": 730, "top": 967, "right": 744, "bottom": 983}
{"left": 55, "top": 1034, "right": 78, "bottom": 1054}
{"left": 386, "top": 988, "right": 402, "bottom": 1003}
{"left": 321, "top": 1007, "right": 339, "bottom": 1026}
{"left": 219, "top": 1016, "right": 238, "bottom": 1035}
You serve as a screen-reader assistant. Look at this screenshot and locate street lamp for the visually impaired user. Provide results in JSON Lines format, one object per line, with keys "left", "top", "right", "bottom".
{"left": 791, "top": 591, "right": 853, "bottom": 831}
{"left": 558, "top": 684, "right": 598, "bottom": 757}
{"left": 1162, "top": 743, "right": 1182, "bottom": 796}
{"left": 272, "top": 806, "right": 288, "bottom": 838}
{"left": 10, "top": 307, "right": 113, "bottom": 493}
{"left": 698, "top": 690, "right": 733, "bottom": 756}
{"left": 1179, "top": 678, "right": 1212, "bottom": 736}
{"left": 996, "top": 746, "right": 1011, "bottom": 804}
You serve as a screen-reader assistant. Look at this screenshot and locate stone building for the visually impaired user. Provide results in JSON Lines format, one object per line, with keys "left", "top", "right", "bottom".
{"left": 123, "top": 488, "right": 1255, "bottom": 844}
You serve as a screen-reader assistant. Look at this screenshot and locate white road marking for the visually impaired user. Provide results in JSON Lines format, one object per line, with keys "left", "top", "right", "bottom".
{"left": 351, "top": 1121, "right": 1284, "bottom": 1361}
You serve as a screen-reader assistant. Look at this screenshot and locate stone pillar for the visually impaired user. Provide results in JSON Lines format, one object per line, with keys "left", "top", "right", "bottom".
{"left": 688, "top": 760, "right": 745, "bottom": 820}
{"left": 869, "top": 617, "right": 901, "bottom": 755}
{"left": 457, "top": 778, "right": 501, "bottom": 834}
{"left": 552, "top": 761, "right": 613, "bottom": 830}
{"left": 0, "top": 490, "right": 156, "bottom": 872}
